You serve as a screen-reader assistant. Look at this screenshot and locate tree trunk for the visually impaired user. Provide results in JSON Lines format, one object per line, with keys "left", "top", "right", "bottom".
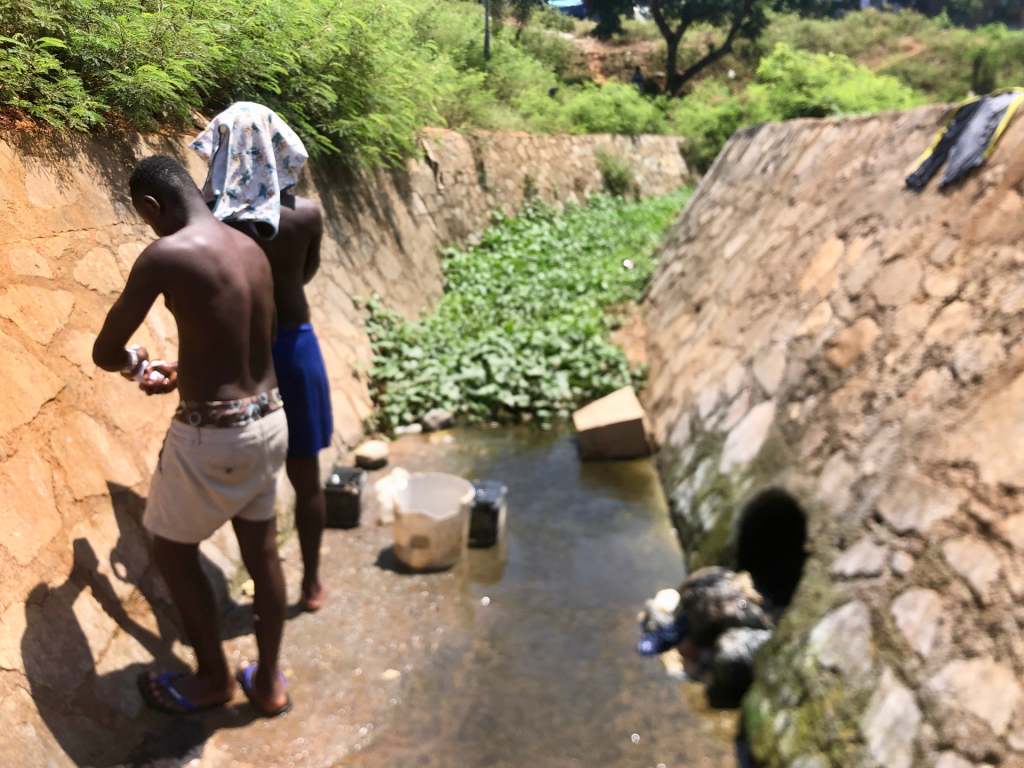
{"left": 664, "top": 32, "right": 681, "bottom": 95}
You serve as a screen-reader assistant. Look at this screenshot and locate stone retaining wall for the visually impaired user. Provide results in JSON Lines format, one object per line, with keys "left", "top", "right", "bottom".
{"left": 0, "top": 125, "right": 687, "bottom": 763}
{"left": 645, "top": 103, "right": 1024, "bottom": 768}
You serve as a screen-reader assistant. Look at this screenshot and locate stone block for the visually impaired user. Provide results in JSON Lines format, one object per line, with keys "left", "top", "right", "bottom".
{"left": 573, "top": 387, "right": 652, "bottom": 461}
{"left": 873, "top": 258, "right": 923, "bottom": 307}
{"left": 800, "top": 235, "right": 845, "bottom": 296}
{"left": 945, "top": 370, "right": 1024, "bottom": 487}
{"left": 942, "top": 536, "right": 1002, "bottom": 604}
{"left": 50, "top": 412, "right": 143, "bottom": 500}
{"left": 877, "top": 474, "right": 960, "bottom": 534}
{"left": 354, "top": 440, "right": 390, "bottom": 470}
{"left": 794, "top": 302, "right": 833, "bottom": 338}
{"left": 719, "top": 400, "right": 775, "bottom": 474}
{"left": 891, "top": 588, "right": 944, "bottom": 658}
{"left": 925, "top": 301, "right": 974, "bottom": 344}
{"left": 808, "top": 601, "right": 873, "bottom": 681}
{"left": 860, "top": 667, "right": 921, "bottom": 768}
{"left": 7, "top": 247, "right": 53, "bottom": 279}
{"left": 826, "top": 317, "right": 879, "bottom": 370}
{"left": 935, "top": 753, "right": 975, "bottom": 768}
{"left": 829, "top": 539, "right": 888, "bottom": 579}
{"left": 928, "top": 658, "right": 1022, "bottom": 736}
{"left": 753, "top": 346, "right": 787, "bottom": 395}
{"left": 0, "top": 285, "right": 74, "bottom": 345}
{"left": 0, "top": 448, "right": 60, "bottom": 566}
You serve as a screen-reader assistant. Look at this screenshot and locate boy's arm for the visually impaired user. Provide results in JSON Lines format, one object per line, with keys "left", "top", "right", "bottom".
{"left": 92, "top": 245, "right": 165, "bottom": 372}
{"left": 301, "top": 205, "right": 323, "bottom": 285}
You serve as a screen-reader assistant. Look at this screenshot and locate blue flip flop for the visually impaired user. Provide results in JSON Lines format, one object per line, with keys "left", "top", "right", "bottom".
{"left": 137, "top": 671, "right": 229, "bottom": 715}
{"left": 235, "top": 663, "right": 293, "bottom": 717}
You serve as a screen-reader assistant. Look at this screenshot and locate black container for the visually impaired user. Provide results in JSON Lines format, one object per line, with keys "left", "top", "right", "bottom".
{"left": 324, "top": 466, "right": 366, "bottom": 529}
{"left": 469, "top": 479, "right": 508, "bottom": 548}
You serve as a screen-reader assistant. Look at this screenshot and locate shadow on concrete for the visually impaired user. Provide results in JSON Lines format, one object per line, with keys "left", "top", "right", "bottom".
{"left": 20, "top": 484, "right": 262, "bottom": 767}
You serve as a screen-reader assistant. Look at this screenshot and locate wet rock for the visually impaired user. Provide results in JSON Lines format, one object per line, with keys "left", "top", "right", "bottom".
{"left": 707, "top": 627, "right": 772, "bottom": 708}
{"left": 421, "top": 409, "right": 455, "bottom": 432}
{"left": 891, "top": 588, "right": 944, "bottom": 658}
{"left": 928, "top": 658, "right": 1023, "bottom": 736}
{"left": 679, "top": 567, "right": 772, "bottom": 647}
{"left": 394, "top": 423, "right": 423, "bottom": 436}
{"left": 573, "top": 386, "right": 652, "bottom": 460}
{"left": 860, "top": 667, "right": 921, "bottom": 768}
{"left": 829, "top": 539, "right": 888, "bottom": 579}
{"left": 808, "top": 601, "right": 873, "bottom": 681}
{"left": 355, "top": 440, "right": 390, "bottom": 470}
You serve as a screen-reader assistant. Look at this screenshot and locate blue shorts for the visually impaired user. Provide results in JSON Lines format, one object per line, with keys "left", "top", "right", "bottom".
{"left": 272, "top": 324, "right": 334, "bottom": 459}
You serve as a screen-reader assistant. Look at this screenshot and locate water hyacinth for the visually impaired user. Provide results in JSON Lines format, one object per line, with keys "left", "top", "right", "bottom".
{"left": 363, "top": 190, "right": 691, "bottom": 431}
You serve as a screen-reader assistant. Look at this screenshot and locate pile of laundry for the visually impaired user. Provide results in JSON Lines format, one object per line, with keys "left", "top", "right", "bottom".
{"left": 637, "top": 566, "right": 774, "bottom": 708}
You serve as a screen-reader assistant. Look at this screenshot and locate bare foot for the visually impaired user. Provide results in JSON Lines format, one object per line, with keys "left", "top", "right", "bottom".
{"left": 142, "top": 671, "right": 234, "bottom": 714}
{"left": 300, "top": 579, "right": 327, "bottom": 612}
{"left": 236, "top": 661, "right": 290, "bottom": 715}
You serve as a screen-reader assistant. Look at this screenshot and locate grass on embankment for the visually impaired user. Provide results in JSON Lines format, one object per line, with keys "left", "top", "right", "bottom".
{"left": 364, "top": 189, "right": 691, "bottom": 432}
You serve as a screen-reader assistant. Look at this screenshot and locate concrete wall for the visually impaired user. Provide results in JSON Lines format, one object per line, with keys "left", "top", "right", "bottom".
{"left": 0, "top": 125, "right": 687, "bottom": 763}
{"left": 644, "top": 103, "right": 1024, "bottom": 768}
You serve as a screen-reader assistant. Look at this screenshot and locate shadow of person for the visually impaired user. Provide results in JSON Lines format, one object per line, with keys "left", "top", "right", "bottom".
{"left": 20, "top": 487, "right": 260, "bottom": 767}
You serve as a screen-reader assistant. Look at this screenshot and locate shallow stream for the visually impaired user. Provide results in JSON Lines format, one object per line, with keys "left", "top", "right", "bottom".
{"left": 117, "top": 426, "right": 736, "bottom": 768}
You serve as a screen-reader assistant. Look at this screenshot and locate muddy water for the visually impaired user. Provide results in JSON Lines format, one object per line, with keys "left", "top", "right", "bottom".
{"left": 118, "top": 426, "right": 736, "bottom": 768}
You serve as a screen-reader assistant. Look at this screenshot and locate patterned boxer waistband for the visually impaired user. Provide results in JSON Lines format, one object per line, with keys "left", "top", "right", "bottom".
{"left": 173, "top": 388, "right": 284, "bottom": 428}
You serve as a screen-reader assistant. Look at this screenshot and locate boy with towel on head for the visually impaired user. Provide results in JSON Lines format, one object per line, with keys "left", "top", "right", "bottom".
{"left": 93, "top": 155, "right": 291, "bottom": 716}
{"left": 191, "top": 103, "right": 333, "bottom": 612}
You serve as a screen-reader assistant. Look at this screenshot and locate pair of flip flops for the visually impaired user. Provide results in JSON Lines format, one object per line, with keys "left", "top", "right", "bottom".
{"left": 138, "top": 664, "right": 291, "bottom": 717}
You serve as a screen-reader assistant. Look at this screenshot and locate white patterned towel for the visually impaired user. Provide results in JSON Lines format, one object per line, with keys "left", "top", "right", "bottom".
{"left": 189, "top": 102, "right": 308, "bottom": 238}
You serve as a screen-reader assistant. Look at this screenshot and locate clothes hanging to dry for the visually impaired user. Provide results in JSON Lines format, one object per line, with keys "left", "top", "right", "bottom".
{"left": 906, "top": 89, "right": 1024, "bottom": 191}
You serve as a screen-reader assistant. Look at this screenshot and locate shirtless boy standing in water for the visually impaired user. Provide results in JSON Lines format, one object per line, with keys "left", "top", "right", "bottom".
{"left": 191, "top": 103, "right": 332, "bottom": 612}
{"left": 93, "top": 155, "right": 290, "bottom": 716}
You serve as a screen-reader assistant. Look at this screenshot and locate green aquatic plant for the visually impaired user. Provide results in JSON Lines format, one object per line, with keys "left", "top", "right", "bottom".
{"left": 364, "top": 189, "right": 691, "bottom": 431}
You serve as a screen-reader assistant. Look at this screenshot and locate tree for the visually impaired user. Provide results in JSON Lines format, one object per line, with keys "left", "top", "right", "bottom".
{"left": 651, "top": 0, "right": 818, "bottom": 96}
{"left": 586, "top": 0, "right": 631, "bottom": 38}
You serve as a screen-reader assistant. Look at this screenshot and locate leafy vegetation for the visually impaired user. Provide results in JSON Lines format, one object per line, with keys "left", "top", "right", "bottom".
{"left": 671, "top": 41, "right": 920, "bottom": 170}
{"left": 364, "top": 190, "right": 691, "bottom": 430}
{"left": 596, "top": 149, "right": 637, "bottom": 197}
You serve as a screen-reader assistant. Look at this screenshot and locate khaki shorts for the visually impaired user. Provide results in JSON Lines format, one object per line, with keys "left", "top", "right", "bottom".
{"left": 144, "top": 408, "right": 289, "bottom": 544}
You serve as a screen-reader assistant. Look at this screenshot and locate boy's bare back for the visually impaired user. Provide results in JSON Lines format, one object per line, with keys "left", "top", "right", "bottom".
{"left": 230, "top": 192, "right": 323, "bottom": 329}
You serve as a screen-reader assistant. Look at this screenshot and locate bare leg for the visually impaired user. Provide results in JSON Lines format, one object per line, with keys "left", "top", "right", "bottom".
{"left": 149, "top": 536, "right": 235, "bottom": 709}
{"left": 287, "top": 456, "right": 327, "bottom": 611}
{"left": 232, "top": 516, "right": 288, "bottom": 712}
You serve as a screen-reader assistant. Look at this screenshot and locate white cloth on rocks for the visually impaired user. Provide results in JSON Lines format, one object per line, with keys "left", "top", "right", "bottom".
{"left": 189, "top": 102, "right": 308, "bottom": 239}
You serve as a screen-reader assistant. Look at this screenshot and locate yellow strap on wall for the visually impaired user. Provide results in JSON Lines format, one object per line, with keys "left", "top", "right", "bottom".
{"left": 984, "top": 88, "right": 1024, "bottom": 160}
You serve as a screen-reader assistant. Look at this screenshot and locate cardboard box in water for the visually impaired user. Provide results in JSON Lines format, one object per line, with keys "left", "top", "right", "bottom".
{"left": 572, "top": 386, "right": 652, "bottom": 460}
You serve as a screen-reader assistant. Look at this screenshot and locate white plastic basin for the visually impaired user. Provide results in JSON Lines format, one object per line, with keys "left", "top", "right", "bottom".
{"left": 392, "top": 472, "right": 475, "bottom": 571}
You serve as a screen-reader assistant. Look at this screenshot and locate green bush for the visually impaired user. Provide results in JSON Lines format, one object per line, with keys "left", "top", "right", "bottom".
{"left": 671, "top": 41, "right": 920, "bottom": 172}
{"left": 747, "top": 42, "right": 920, "bottom": 121}
{"left": 596, "top": 149, "right": 636, "bottom": 197}
{"left": 519, "top": 80, "right": 671, "bottom": 134}
{"left": 538, "top": 5, "right": 576, "bottom": 33}
{"left": 0, "top": 0, "right": 441, "bottom": 165}
{"left": 365, "top": 189, "right": 691, "bottom": 430}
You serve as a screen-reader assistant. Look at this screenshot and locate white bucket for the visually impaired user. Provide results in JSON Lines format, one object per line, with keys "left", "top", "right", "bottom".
{"left": 393, "top": 473, "right": 475, "bottom": 571}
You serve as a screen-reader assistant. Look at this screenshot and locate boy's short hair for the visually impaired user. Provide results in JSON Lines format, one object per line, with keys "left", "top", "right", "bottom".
{"left": 129, "top": 155, "right": 199, "bottom": 208}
